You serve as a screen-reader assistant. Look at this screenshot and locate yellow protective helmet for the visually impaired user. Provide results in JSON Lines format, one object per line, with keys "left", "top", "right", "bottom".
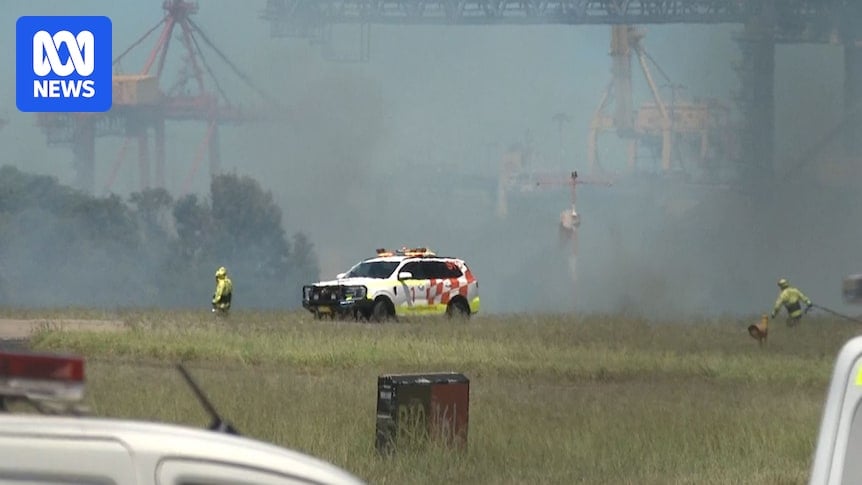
{"left": 215, "top": 266, "right": 227, "bottom": 278}
{"left": 778, "top": 278, "right": 789, "bottom": 289}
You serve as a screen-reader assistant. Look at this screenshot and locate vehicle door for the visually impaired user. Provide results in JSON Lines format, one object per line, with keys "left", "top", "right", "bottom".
{"left": 425, "top": 260, "right": 464, "bottom": 310}
{"left": 0, "top": 434, "right": 138, "bottom": 484}
{"left": 157, "top": 458, "right": 328, "bottom": 485}
{"left": 395, "top": 261, "right": 426, "bottom": 314}
{"left": 410, "top": 261, "right": 443, "bottom": 313}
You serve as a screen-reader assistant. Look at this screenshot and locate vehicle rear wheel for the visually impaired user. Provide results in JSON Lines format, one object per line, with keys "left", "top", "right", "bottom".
{"left": 446, "top": 298, "right": 471, "bottom": 320}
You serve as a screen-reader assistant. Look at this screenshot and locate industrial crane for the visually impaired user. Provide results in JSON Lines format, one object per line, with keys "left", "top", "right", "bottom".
{"left": 496, "top": 26, "right": 734, "bottom": 304}
{"left": 588, "top": 25, "right": 736, "bottom": 177}
{"left": 498, "top": 25, "right": 734, "bottom": 220}
{"left": 264, "top": 0, "right": 862, "bottom": 185}
{"left": 35, "top": 0, "right": 284, "bottom": 195}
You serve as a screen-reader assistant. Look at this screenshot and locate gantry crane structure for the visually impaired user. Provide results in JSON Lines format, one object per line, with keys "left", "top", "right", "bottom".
{"left": 496, "top": 23, "right": 733, "bottom": 219}
{"left": 38, "top": 0, "right": 282, "bottom": 195}
{"left": 588, "top": 25, "right": 735, "bottom": 177}
{"left": 262, "top": 0, "right": 862, "bottom": 182}
{"left": 261, "top": 0, "right": 862, "bottom": 310}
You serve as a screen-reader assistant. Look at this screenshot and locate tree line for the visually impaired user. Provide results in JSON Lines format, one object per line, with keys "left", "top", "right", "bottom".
{"left": 0, "top": 165, "right": 319, "bottom": 309}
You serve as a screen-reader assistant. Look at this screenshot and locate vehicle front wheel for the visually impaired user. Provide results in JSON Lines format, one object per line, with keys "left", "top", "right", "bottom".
{"left": 371, "top": 298, "right": 395, "bottom": 323}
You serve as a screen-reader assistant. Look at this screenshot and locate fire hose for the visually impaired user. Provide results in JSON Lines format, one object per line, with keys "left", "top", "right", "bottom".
{"left": 749, "top": 304, "right": 862, "bottom": 344}
{"left": 810, "top": 304, "right": 862, "bottom": 325}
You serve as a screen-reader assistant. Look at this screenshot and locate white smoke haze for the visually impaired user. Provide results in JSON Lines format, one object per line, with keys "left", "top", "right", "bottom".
{"left": 1, "top": 2, "right": 861, "bottom": 318}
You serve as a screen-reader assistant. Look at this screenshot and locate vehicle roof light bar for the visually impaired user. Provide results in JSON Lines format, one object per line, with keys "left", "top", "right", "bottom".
{"left": 0, "top": 351, "right": 85, "bottom": 403}
{"left": 376, "top": 247, "right": 436, "bottom": 257}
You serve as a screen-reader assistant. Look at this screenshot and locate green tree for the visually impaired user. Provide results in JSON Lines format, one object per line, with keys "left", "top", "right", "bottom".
{"left": 172, "top": 193, "right": 214, "bottom": 261}
{"left": 0, "top": 165, "right": 318, "bottom": 309}
{"left": 207, "top": 173, "right": 294, "bottom": 307}
{"left": 130, "top": 188, "right": 174, "bottom": 240}
{"left": 289, "top": 232, "right": 320, "bottom": 287}
{"left": 210, "top": 173, "right": 290, "bottom": 274}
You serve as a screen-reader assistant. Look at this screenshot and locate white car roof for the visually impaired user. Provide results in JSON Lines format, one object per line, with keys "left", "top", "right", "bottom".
{"left": 0, "top": 414, "right": 365, "bottom": 485}
{"left": 362, "top": 256, "right": 464, "bottom": 264}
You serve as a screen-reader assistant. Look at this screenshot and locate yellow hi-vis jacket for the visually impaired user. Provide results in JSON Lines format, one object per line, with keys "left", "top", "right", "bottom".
{"left": 213, "top": 274, "right": 233, "bottom": 310}
{"left": 773, "top": 287, "right": 812, "bottom": 319}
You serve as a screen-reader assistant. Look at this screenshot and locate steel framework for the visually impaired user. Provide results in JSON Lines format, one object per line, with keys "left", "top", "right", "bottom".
{"left": 588, "top": 25, "right": 735, "bottom": 176}
{"left": 263, "top": 0, "right": 862, "bottom": 179}
{"left": 261, "top": 0, "right": 847, "bottom": 31}
{"left": 37, "top": 0, "right": 282, "bottom": 195}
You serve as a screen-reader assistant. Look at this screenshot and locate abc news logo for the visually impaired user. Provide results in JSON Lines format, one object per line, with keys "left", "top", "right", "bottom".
{"left": 16, "top": 16, "right": 112, "bottom": 113}
{"left": 33, "top": 30, "right": 96, "bottom": 98}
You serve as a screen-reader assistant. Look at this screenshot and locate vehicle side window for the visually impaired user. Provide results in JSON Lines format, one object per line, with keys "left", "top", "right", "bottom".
{"left": 418, "top": 261, "right": 441, "bottom": 280}
{"left": 443, "top": 261, "right": 463, "bottom": 278}
{"left": 400, "top": 262, "right": 424, "bottom": 280}
{"left": 425, "top": 261, "right": 462, "bottom": 279}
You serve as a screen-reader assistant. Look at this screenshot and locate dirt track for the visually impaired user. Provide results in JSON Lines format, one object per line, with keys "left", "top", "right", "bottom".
{"left": 0, "top": 319, "right": 125, "bottom": 351}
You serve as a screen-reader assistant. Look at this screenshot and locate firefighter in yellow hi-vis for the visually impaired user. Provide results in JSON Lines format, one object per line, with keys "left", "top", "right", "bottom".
{"left": 771, "top": 278, "right": 813, "bottom": 327}
{"left": 212, "top": 266, "right": 233, "bottom": 316}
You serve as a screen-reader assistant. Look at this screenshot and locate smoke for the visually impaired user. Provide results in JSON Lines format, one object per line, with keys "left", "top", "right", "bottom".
{"left": 453, "top": 22, "right": 862, "bottom": 319}
{"left": 0, "top": 206, "right": 150, "bottom": 307}
{"left": 280, "top": 71, "right": 389, "bottom": 227}
{"left": 2, "top": 4, "right": 862, "bottom": 318}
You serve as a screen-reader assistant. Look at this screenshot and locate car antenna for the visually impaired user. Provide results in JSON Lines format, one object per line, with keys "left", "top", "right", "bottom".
{"left": 176, "top": 363, "right": 240, "bottom": 436}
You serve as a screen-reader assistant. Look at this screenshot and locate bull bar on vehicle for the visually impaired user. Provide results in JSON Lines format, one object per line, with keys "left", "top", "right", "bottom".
{"left": 302, "top": 284, "right": 371, "bottom": 317}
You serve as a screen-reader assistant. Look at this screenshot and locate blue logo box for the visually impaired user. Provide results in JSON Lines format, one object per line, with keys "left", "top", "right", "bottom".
{"left": 16, "top": 16, "right": 113, "bottom": 112}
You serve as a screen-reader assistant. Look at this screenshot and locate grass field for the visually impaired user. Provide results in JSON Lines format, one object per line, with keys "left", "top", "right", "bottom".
{"left": 18, "top": 309, "right": 862, "bottom": 484}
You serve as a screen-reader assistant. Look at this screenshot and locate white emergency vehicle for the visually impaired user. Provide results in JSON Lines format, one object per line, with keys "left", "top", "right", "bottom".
{"left": 302, "top": 247, "right": 480, "bottom": 322}
{"left": 808, "top": 335, "right": 862, "bottom": 485}
{"left": 0, "top": 350, "right": 365, "bottom": 485}
{"left": 807, "top": 273, "right": 862, "bottom": 484}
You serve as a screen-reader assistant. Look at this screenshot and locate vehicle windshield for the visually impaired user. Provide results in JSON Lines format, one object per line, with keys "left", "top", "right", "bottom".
{"left": 344, "top": 261, "right": 400, "bottom": 279}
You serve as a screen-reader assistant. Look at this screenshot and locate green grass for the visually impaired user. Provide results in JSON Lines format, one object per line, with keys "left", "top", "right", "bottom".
{"left": 19, "top": 309, "right": 862, "bottom": 484}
